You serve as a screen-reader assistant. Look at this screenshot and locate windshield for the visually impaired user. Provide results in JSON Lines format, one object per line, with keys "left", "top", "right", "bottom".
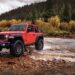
{"left": 9, "top": 24, "right": 26, "bottom": 31}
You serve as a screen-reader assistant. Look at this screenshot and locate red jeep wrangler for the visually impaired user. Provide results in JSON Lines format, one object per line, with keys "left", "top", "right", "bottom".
{"left": 0, "top": 24, "right": 44, "bottom": 56}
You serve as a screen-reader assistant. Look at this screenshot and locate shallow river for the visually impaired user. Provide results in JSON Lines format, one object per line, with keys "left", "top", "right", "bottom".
{"left": 30, "top": 38, "right": 75, "bottom": 62}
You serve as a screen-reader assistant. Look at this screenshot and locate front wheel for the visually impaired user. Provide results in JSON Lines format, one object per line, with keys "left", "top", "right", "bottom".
{"left": 35, "top": 39, "right": 44, "bottom": 50}
{"left": 10, "top": 40, "right": 25, "bottom": 57}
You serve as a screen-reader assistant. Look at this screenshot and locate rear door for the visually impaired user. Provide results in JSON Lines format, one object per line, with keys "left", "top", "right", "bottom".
{"left": 25, "top": 25, "right": 36, "bottom": 45}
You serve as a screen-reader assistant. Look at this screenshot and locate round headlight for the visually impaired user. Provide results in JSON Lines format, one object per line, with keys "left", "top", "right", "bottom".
{"left": 5, "top": 35, "right": 9, "bottom": 38}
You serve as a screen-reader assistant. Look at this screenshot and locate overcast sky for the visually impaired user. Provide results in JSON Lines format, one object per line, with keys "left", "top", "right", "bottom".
{"left": 0, "top": 0, "right": 46, "bottom": 15}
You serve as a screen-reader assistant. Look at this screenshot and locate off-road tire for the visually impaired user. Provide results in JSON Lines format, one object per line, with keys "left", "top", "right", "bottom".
{"left": 35, "top": 39, "right": 43, "bottom": 50}
{"left": 10, "top": 40, "right": 25, "bottom": 57}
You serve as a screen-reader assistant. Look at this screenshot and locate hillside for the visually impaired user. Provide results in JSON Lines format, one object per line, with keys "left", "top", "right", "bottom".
{"left": 0, "top": 0, "right": 75, "bottom": 21}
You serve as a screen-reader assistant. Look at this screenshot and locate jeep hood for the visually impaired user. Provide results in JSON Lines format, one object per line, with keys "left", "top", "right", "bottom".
{"left": 0, "top": 31, "right": 26, "bottom": 35}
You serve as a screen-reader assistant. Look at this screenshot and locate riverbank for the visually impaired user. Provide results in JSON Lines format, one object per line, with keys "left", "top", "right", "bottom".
{"left": 45, "top": 33, "right": 75, "bottom": 39}
{"left": 0, "top": 55, "right": 75, "bottom": 75}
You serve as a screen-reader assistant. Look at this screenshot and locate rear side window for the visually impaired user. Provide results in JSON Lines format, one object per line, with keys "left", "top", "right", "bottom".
{"left": 35, "top": 27, "right": 39, "bottom": 32}
{"left": 28, "top": 25, "right": 34, "bottom": 32}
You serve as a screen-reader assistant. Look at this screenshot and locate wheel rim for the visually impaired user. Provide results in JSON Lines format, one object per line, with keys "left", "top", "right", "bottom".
{"left": 38, "top": 40, "right": 43, "bottom": 50}
{"left": 16, "top": 43, "right": 23, "bottom": 55}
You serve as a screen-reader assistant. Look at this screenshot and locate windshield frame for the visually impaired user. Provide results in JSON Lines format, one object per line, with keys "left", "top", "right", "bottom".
{"left": 9, "top": 24, "right": 26, "bottom": 31}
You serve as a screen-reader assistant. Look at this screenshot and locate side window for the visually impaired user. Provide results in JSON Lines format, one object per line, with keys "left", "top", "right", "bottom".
{"left": 35, "top": 27, "right": 39, "bottom": 32}
{"left": 28, "top": 25, "right": 34, "bottom": 32}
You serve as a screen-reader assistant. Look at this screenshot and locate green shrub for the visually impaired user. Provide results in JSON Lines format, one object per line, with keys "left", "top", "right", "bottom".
{"left": 69, "top": 20, "right": 75, "bottom": 32}
{"left": 59, "top": 22, "right": 69, "bottom": 31}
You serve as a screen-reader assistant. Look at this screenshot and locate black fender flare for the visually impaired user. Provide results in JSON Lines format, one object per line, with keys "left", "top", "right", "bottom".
{"left": 8, "top": 34, "right": 24, "bottom": 43}
{"left": 35, "top": 35, "right": 44, "bottom": 43}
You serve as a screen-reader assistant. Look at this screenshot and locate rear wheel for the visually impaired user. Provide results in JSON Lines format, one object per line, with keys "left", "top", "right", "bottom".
{"left": 10, "top": 40, "right": 25, "bottom": 57}
{"left": 35, "top": 39, "right": 44, "bottom": 50}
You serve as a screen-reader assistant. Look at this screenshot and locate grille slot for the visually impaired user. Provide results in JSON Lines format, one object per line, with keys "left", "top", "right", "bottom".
{"left": 0, "top": 35, "right": 5, "bottom": 40}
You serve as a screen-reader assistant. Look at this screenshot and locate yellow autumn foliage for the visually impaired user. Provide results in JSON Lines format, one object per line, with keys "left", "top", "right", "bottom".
{"left": 0, "top": 16, "right": 75, "bottom": 36}
{"left": 69, "top": 20, "right": 75, "bottom": 32}
{"left": 48, "top": 15, "right": 60, "bottom": 27}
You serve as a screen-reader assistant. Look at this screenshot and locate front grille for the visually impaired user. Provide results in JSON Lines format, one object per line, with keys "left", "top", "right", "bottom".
{"left": 0, "top": 35, "right": 5, "bottom": 40}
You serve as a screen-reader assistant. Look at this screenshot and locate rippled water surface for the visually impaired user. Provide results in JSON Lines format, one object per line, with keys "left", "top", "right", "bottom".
{"left": 31, "top": 38, "right": 75, "bottom": 62}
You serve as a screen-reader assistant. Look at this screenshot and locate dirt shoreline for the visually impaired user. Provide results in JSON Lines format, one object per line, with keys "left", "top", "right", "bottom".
{"left": 0, "top": 55, "right": 75, "bottom": 75}
{"left": 46, "top": 34, "right": 75, "bottom": 39}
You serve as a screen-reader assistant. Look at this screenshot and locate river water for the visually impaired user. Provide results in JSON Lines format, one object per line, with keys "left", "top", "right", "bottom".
{"left": 30, "top": 38, "right": 75, "bottom": 62}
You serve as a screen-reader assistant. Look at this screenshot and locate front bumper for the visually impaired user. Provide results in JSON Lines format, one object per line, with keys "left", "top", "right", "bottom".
{"left": 0, "top": 42, "right": 10, "bottom": 48}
